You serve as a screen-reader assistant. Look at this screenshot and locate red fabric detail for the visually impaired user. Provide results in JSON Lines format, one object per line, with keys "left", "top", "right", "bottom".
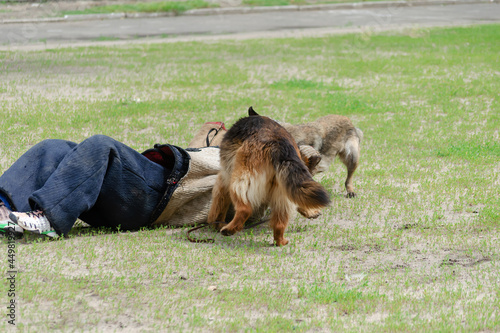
{"left": 205, "top": 122, "right": 226, "bottom": 130}
{"left": 143, "top": 146, "right": 175, "bottom": 169}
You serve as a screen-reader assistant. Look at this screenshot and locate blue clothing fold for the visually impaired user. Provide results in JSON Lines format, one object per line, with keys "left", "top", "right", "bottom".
{"left": 0, "top": 135, "right": 190, "bottom": 235}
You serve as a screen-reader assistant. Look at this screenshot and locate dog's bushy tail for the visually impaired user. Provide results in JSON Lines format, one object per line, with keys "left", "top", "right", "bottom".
{"left": 355, "top": 127, "right": 363, "bottom": 142}
{"left": 341, "top": 127, "right": 363, "bottom": 167}
{"left": 270, "top": 142, "right": 331, "bottom": 209}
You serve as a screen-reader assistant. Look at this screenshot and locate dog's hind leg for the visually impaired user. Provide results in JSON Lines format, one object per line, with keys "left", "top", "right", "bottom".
{"left": 339, "top": 135, "right": 361, "bottom": 198}
{"left": 208, "top": 174, "right": 232, "bottom": 231}
{"left": 269, "top": 208, "right": 291, "bottom": 246}
{"left": 269, "top": 194, "right": 295, "bottom": 246}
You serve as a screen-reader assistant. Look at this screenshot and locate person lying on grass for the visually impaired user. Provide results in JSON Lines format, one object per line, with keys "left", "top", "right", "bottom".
{"left": 0, "top": 134, "right": 193, "bottom": 238}
{"left": 0, "top": 121, "right": 230, "bottom": 238}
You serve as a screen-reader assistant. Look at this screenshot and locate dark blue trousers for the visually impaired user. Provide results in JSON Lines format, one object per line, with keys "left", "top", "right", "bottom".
{"left": 0, "top": 135, "right": 188, "bottom": 236}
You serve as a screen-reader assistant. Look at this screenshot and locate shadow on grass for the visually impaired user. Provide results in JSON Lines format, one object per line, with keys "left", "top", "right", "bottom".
{"left": 1, "top": 222, "right": 275, "bottom": 248}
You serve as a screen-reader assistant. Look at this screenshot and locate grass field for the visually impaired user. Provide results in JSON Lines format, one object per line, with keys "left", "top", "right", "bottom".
{"left": 61, "top": 0, "right": 218, "bottom": 16}
{"left": 0, "top": 0, "right": 404, "bottom": 20}
{"left": 1, "top": 24, "right": 499, "bottom": 331}
{"left": 59, "top": 0, "right": 389, "bottom": 16}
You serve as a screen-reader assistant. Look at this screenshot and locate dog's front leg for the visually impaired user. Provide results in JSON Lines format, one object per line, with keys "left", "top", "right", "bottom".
{"left": 207, "top": 175, "right": 232, "bottom": 231}
{"left": 220, "top": 200, "right": 252, "bottom": 237}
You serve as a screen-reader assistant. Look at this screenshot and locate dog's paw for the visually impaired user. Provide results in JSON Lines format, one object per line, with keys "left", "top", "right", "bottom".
{"left": 346, "top": 192, "right": 357, "bottom": 198}
{"left": 307, "top": 212, "right": 321, "bottom": 219}
{"left": 210, "top": 221, "right": 226, "bottom": 231}
{"left": 297, "top": 207, "right": 322, "bottom": 219}
{"left": 273, "top": 238, "right": 289, "bottom": 246}
{"left": 220, "top": 225, "right": 237, "bottom": 236}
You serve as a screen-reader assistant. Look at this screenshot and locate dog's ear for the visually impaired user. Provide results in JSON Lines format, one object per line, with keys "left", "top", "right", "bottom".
{"left": 306, "top": 155, "right": 321, "bottom": 172}
{"left": 299, "top": 145, "right": 322, "bottom": 175}
{"left": 248, "top": 106, "right": 259, "bottom": 116}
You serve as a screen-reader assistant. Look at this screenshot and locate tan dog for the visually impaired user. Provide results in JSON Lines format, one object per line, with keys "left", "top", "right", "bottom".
{"left": 279, "top": 115, "right": 363, "bottom": 198}
{"left": 208, "top": 107, "right": 331, "bottom": 246}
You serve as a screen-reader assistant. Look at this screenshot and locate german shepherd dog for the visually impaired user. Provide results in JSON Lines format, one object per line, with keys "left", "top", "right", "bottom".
{"left": 279, "top": 115, "right": 363, "bottom": 198}
{"left": 208, "top": 107, "right": 331, "bottom": 246}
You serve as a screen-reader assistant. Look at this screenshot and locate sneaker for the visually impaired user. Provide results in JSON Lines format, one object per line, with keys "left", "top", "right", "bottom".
{"left": 0, "top": 202, "right": 23, "bottom": 236}
{"left": 9, "top": 210, "right": 59, "bottom": 238}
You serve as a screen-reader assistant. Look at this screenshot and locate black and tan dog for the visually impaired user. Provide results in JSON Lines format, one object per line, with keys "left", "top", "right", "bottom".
{"left": 207, "top": 107, "right": 331, "bottom": 246}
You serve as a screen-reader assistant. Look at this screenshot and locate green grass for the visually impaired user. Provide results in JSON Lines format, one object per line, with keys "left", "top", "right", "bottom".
{"left": 62, "top": 0, "right": 218, "bottom": 16}
{"left": 243, "top": 0, "right": 309, "bottom": 5}
{"left": 0, "top": 24, "right": 499, "bottom": 331}
{"left": 242, "top": 0, "right": 390, "bottom": 6}
{"left": 437, "top": 141, "right": 500, "bottom": 161}
{"left": 92, "top": 36, "right": 121, "bottom": 42}
{"left": 57, "top": 0, "right": 415, "bottom": 16}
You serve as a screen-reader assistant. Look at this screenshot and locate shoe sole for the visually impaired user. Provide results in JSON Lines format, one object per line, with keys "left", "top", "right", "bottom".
{"left": 8, "top": 212, "right": 58, "bottom": 238}
{"left": 34, "top": 230, "right": 59, "bottom": 238}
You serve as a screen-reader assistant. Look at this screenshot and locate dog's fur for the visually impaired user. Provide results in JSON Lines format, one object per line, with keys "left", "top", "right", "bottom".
{"left": 278, "top": 115, "right": 363, "bottom": 198}
{"left": 208, "top": 107, "right": 331, "bottom": 246}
